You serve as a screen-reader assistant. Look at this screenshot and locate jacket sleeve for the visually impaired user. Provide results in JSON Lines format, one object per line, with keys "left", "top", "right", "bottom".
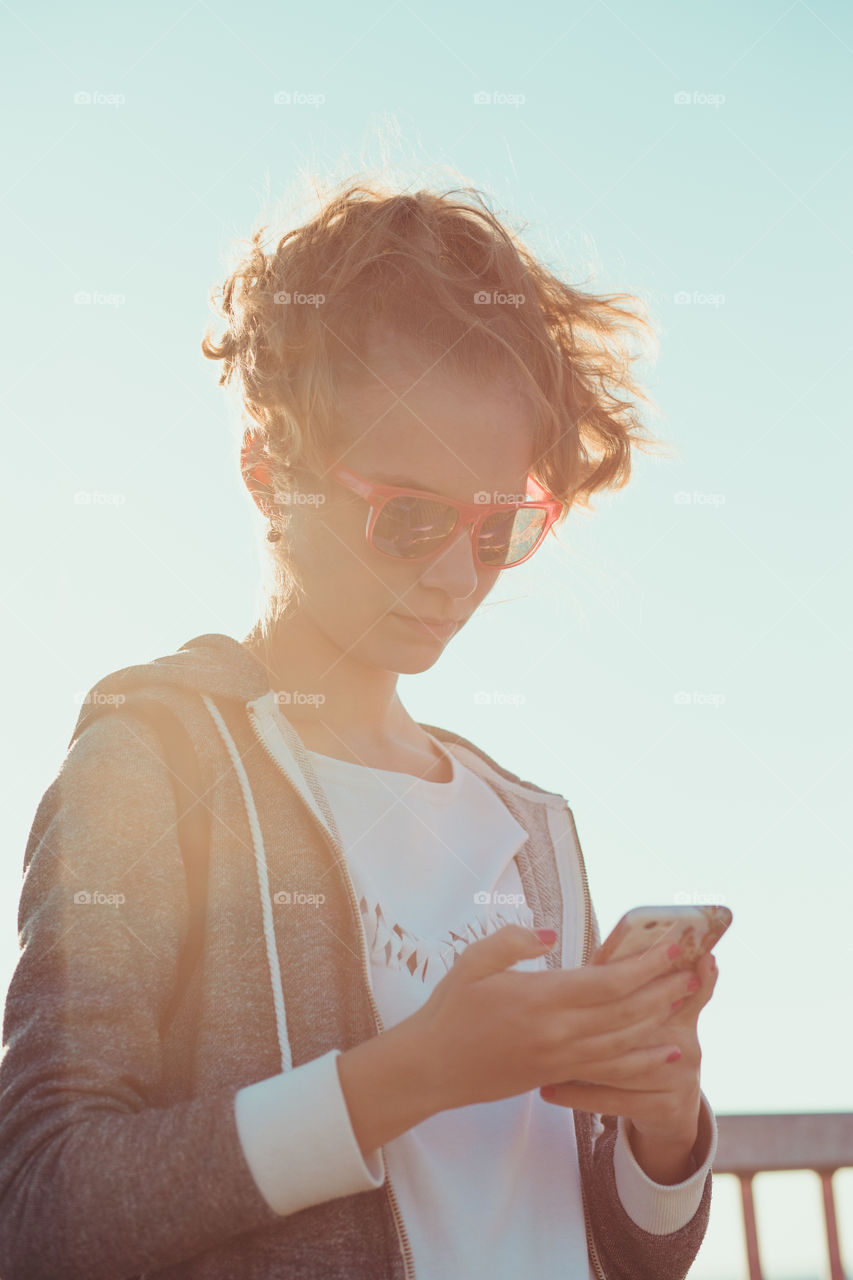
{"left": 612, "top": 1090, "right": 717, "bottom": 1232}
{"left": 584, "top": 1111, "right": 712, "bottom": 1280}
{"left": 233, "top": 1048, "right": 385, "bottom": 1213}
{"left": 578, "top": 891, "right": 714, "bottom": 1279}
{"left": 0, "top": 712, "right": 336, "bottom": 1280}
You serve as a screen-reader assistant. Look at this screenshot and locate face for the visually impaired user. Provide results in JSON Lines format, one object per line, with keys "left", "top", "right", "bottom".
{"left": 270, "top": 336, "right": 536, "bottom": 676}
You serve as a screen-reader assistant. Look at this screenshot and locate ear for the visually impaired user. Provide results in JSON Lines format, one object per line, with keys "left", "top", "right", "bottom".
{"left": 240, "top": 431, "right": 276, "bottom": 517}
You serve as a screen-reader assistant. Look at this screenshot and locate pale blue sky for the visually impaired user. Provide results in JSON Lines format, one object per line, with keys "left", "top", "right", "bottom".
{"left": 2, "top": 1, "right": 852, "bottom": 1275}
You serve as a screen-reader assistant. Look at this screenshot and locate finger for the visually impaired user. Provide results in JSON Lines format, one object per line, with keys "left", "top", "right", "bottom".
{"left": 453, "top": 923, "right": 556, "bottom": 982}
{"left": 540, "top": 1079, "right": 665, "bottom": 1116}
{"left": 568, "top": 964, "right": 701, "bottom": 1042}
{"left": 555, "top": 1041, "right": 686, "bottom": 1089}
{"left": 576, "top": 937, "right": 691, "bottom": 1006}
{"left": 666, "top": 951, "right": 718, "bottom": 1026}
{"left": 565, "top": 1007, "right": 685, "bottom": 1065}
{"left": 693, "top": 950, "right": 719, "bottom": 1012}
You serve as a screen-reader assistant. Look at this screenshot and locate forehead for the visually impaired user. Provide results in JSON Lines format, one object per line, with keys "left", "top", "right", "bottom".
{"left": 334, "top": 336, "right": 537, "bottom": 491}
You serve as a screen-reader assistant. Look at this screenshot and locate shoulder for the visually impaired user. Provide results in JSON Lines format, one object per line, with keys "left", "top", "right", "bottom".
{"left": 418, "top": 721, "right": 567, "bottom": 807}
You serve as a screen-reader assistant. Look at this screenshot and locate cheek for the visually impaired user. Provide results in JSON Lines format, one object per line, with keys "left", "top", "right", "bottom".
{"left": 469, "top": 568, "right": 503, "bottom": 606}
{"left": 292, "top": 510, "right": 397, "bottom": 606}
{"left": 291, "top": 502, "right": 359, "bottom": 571}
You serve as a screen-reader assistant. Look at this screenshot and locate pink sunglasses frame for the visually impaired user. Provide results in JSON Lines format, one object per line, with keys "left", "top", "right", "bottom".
{"left": 319, "top": 450, "right": 562, "bottom": 569}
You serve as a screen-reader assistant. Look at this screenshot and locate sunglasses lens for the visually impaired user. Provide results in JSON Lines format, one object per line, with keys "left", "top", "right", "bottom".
{"left": 373, "top": 496, "right": 458, "bottom": 559}
{"left": 478, "top": 507, "right": 547, "bottom": 567}
{"left": 373, "top": 496, "right": 548, "bottom": 566}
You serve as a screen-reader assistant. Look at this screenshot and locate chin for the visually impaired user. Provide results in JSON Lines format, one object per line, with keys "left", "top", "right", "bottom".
{"left": 389, "top": 652, "right": 447, "bottom": 675}
{"left": 360, "top": 636, "right": 451, "bottom": 676}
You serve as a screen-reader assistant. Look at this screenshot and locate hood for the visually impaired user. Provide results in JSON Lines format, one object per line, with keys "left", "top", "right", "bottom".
{"left": 67, "top": 630, "right": 555, "bottom": 804}
{"left": 69, "top": 632, "right": 270, "bottom": 748}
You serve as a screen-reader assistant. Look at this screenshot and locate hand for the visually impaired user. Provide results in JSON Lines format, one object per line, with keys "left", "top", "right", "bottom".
{"left": 539, "top": 949, "right": 719, "bottom": 1156}
{"left": 401, "top": 924, "right": 699, "bottom": 1115}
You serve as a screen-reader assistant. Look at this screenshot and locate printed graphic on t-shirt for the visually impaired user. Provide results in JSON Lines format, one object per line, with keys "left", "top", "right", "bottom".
{"left": 359, "top": 893, "right": 536, "bottom": 981}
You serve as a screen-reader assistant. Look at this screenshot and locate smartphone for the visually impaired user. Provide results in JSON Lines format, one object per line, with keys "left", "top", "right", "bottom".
{"left": 591, "top": 904, "right": 732, "bottom": 971}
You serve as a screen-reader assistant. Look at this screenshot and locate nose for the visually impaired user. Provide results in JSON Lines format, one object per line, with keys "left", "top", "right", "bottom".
{"left": 416, "top": 523, "right": 481, "bottom": 599}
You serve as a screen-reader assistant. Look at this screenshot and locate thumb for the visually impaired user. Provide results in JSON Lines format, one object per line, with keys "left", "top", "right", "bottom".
{"left": 453, "top": 924, "right": 557, "bottom": 982}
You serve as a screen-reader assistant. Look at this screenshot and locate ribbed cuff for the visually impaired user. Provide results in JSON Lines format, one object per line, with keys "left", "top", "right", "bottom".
{"left": 613, "top": 1090, "right": 717, "bottom": 1234}
{"left": 234, "top": 1048, "right": 386, "bottom": 1216}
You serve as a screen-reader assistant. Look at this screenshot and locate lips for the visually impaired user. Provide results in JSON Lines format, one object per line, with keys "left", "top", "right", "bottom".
{"left": 398, "top": 614, "right": 461, "bottom": 626}
{"left": 392, "top": 613, "right": 461, "bottom": 634}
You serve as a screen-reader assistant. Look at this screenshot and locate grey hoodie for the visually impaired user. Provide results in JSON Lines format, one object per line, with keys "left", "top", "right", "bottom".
{"left": 0, "top": 632, "right": 712, "bottom": 1279}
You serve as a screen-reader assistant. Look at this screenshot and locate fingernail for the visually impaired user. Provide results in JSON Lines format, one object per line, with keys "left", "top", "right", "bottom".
{"left": 541, "top": 1085, "right": 556, "bottom": 1099}
{"left": 687, "top": 976, "right": 701, "bottom": 993}
{"left": 665, "top": 1049, "right": 682, "bottom": 1063}
{"left": 709, "top": 953, "right": 717, "bottom": 970}
{"left": 667, "top": 944, "right": 682, "bottom": 960}
{"left": 671, "top": 997, "right": 686, "bottom": 1012}
{"left": 535, "top": 929, "right": 557, "bottom": 947}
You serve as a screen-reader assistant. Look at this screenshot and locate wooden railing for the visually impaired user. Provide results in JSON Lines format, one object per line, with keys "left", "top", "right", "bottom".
{"left": 713, "top": 1112, "right": 853, "bottom": 1280}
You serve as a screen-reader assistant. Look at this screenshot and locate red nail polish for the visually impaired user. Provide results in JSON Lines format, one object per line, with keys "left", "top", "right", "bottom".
{"left": 665, "top": 1049, "right": 682, "bottom": 1063}
{"left": 541, "top": 1085, "right": 556, "bottom": 1099}
{"left": 667, "top": 944, "right": 682, "bottom": 960}
{"left": 536, "top": 929, "right": 557, "bottom": 947}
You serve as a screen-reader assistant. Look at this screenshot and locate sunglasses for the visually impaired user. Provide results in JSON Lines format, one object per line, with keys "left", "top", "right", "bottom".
{"left": 319, "top": 451, "right": 562, "bottom": 569}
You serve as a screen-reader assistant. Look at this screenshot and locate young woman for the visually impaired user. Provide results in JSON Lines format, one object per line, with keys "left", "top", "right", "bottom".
{"left": 0, "top": 181, "right": 719, "bottom": 1279}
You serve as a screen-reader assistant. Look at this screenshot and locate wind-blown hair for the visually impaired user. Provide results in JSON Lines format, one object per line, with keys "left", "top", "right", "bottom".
{"left": 201, "top": 177, "right": 666, "bottom": 646}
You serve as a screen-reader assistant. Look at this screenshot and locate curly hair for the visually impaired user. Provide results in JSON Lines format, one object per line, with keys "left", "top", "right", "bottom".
{"left": 201, "top": 177, "right": 667, "bottom": 643}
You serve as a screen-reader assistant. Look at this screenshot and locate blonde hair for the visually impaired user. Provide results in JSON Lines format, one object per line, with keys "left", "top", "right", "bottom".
{"left": 201, "top": 177, "right": 666, "bottom": 652}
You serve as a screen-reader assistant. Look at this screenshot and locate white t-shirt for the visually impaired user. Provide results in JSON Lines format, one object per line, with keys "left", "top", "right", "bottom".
{"left": 304, "top": 733, "right": 595, "bottom": 1280}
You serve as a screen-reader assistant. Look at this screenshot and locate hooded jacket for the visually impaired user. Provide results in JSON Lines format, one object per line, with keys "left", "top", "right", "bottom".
{"left": 0, "top": 632, "right": 714, "bottom": 1279}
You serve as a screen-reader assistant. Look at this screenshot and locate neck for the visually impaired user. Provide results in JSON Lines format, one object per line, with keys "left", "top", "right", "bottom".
{"left": 242, "top": 613, "right": 414, "bottom": 746}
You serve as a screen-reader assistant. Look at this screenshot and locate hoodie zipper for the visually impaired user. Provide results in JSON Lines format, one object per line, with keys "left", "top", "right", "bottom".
{"left": 569, "top": 801, "right": 607, "bottom": 1280}
{"left": 247, "top": 699, "right": 605, "bottom": 1280}
{"left": 246, "top": 703, "right": 416, "bottom": 1280}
